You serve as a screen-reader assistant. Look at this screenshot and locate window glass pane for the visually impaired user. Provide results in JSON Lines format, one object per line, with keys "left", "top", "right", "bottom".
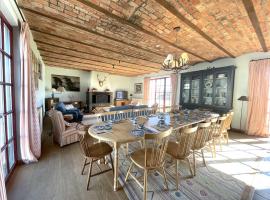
{"left": 0, "top": 54, "right": 3, "bottom": 82}
{"left": 0, "top": 85, "right": 3, "bottom": 114}
{"left": 4, "top": 24, "right": 10, "bottom": 55}
{"left": 5, "top": 85, "right": 12, "bottom": 112}
{"left": 7, "top": 114, "right": 13, "bottom": 140}
{"left": 0, "top": 116, "right": 5, "bottom": 148}
{"left": 1, "top": 149, "right": 8, "bottom": 178}
{"left": 8, "top": 141, "right": 15, "bottom": 169}
{"left": 4, "top": 56, "right": 11, "bottom": 83}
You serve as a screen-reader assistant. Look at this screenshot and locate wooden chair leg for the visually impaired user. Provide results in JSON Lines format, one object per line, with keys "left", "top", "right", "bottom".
{"left": 126, "top": 143, "right": 129, "bottom": 155}
{"left": 125, "top": 162, "right": 134, "bottom": 182}
{"left": 143, "top": 170, "right": 148, "bottom": 200}
{"left": 213, "top": 139, "right": 216, "bottom": 158}
{"left": 109, "top": 154, "right": 114, "bottom": 174}
{"left": 81, "top": 158, "right": 87, "bottom": 175}
{"left": 219, "top": 137, "right": 222, "bottom": 151}
{"left": 175, "top": 159, "right": 179, "bottom": 190}
{"left": 87, "top": 159, "right": 93, "bottom": 190}
{"left": 192, "top": 151, "right": 196, "bottom": 176}
{"left": 201, "top": 149, "right": 206, "bottom": 166}
{"left": 161, "top": 167, "right": 168, "bottom": 190}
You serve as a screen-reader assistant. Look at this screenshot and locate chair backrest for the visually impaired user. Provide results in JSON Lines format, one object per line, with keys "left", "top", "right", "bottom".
{"left": 78, "top": 131, "right": 96, "bottom": 157}
{"left": 213, "top": 116, "right": 227, "bottom": 136}
{"left": 151, "top": 103, "right": 158, "bottom": 114}
{"left": 137, "top": 116, "right": 148, "bottom": 126}
{"left": 144, "top": 128, "right": 173, "bottom": 168}
{"left": 193, "top": 122, "right": 211, "bottom": 150}
{"left": 225, "top": 111, "right": 234, "bottom": 130}
{"left": 207, "top": 117, "right": 218, "bottom": 141}
{"left": 51, "top": 110, "right": 66, "bottom": 134}
{"left": 174, "top": 126, "right": 198, "bottom": 158}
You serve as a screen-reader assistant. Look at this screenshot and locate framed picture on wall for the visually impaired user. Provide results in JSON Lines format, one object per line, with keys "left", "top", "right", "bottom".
{"left": 51, "top": 74, "right": 80, "bottom": 91}
{"left": 135, "top": 83, "right": 142, "bottom": 94}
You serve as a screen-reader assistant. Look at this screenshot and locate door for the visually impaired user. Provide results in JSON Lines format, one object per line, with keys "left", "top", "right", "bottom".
{"left": 0, "top": 14, "right": 16, "bottom": 180}
{"left": 213, "top": 71, "right": 230, "bottom": 107}
{"left": 202, "top": 73, "right": 214, "bottom": 106}
{"left": 181, "top": 75, "right": 191, "bottom": 104}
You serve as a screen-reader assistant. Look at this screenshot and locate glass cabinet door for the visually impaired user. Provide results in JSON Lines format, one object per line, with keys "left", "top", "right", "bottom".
{"left": 181, "top": 77, "right": 190, "bottom": 103}
{"left": 202, "top": 74, "right": 214, "bottom": 105}
{"left": 190, "top": 75, "right": 200, "bottom": 104}
{"left": 214, "top": 72, "right": 228, "bottom": 106}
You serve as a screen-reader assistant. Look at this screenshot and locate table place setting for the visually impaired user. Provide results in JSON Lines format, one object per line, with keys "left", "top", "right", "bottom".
{"left": 91, "top": 123, "right": 113, "bottom": 134}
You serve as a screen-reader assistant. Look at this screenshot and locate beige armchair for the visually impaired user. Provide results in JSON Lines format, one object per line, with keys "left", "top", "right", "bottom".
{"left": 51, "top": 110, "right": 84, "bottom": 147}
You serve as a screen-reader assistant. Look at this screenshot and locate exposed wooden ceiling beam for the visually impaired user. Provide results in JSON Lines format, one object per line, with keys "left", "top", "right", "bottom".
{"left": 41, "top": 54, "right": 152, "bottom": 74}
{"left": 154, "top": 0, "right": 235, "bottom": 58}
{"left": 75, "top": 0, "right": 209, "bottom": 62}
{"left": 242, "top": 0, "right": 268, "bottom": 52}
{"left": 43, "top": 60, "right": 139, "bottom": 76}
{"left": 20, "top": 7, "right": 166, "bottom": 61}
{"left": 33, "top": 37, "right": 159, "bottom": 71}
{"left": 36, "top": 45, "right": 157, "bottom": 74}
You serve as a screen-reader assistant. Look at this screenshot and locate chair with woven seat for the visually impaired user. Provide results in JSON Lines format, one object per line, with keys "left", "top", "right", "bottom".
{"left": 166, "top": 126, "right": 198, "bottom": 190}
{"left": 222, "top": 111, "right": 234, "bottom": 144}
{"left": 78, "top": 132, "right": 114, "bottom": 190}
{"left": 205, "top": 118, "right": 218, "bottom": 158}
{"left": 125, "top": 128, "right": 173, "bottom": 200}
{"left": 192, "top": 122, "right": 212, "bottom": 176}
{"left": 212, "top": 116, "right": 227, "bottom": 157}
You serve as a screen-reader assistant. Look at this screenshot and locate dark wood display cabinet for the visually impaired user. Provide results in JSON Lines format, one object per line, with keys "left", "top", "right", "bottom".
{"left": 180, "top": 66, "right": 236, "bottom": 114}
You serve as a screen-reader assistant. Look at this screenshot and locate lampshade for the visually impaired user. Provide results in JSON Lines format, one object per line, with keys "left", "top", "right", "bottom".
{"left": 51, "top": 88, "right": 57, "bottom": 93}
{"left": 238, "top": 96, "right": 248, "bottom": 101}
{"left": 57, "top": 86, "right": 66, "bottom": 93}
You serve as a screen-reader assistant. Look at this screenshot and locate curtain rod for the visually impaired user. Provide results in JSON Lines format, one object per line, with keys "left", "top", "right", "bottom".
{"left": 14, "top": 0, "right": 26, "bottom": 22}
{"left": 250, "top": 58, "right": 270, "bottom": 62}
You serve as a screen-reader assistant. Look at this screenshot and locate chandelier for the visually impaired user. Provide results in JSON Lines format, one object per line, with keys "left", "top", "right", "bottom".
{"left": 161, "top": 26, "right": 190, "bottom": 73}
{"left": 162, "top": 52, "right": 190, "bottom": 73}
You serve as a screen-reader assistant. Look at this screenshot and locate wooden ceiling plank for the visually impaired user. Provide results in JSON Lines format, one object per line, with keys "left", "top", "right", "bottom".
{"left": 241, "top": 0, "right": 268, "bottom": 52}
{"left": 75, "top": 0, "right": 209, "bottom": 62}
{"left": 20, "top": 6, "right": 166, "bottom": 61}
{"left": 30, "top": 28, "right": 161, "bottom": 68}
{"left": 34, "top": 38, "right": 158, "bottom": 71}
{"left": 36, "top": 45, "right": 158, "bottom": 73}
{"left": 43, "top": 60, "right": 140, "bottom": 76}
{"left": 40, "top": 54, "right": 153, "bottom": 74}
{"left": 154, "top": 0, "right": 235, "bottom": 58}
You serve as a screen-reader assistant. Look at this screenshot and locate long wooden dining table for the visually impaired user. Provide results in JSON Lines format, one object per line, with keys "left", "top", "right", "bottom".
{"left": 88, "top": 111, "right": 218, "bottom": 191}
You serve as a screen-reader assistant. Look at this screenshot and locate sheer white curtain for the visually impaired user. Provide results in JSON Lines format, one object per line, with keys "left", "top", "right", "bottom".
{"left": 19, "top": 23, "right": 41, "bottom": 163}
{"left": 0, "top": 151, "right": 7, "bottom": 200}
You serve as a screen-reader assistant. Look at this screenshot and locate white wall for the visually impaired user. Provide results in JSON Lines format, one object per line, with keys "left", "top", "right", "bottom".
{"left": 45, "top": 68, "right": 134, "bottom": 102}
{"left": 90, "top": 71, "right": 133, "bottom": 99}
{"left": 131, "top": 52, "right": 270, "bottom": 130}
{"left": 45, "top": 66, "right": 91, "bottom": 102}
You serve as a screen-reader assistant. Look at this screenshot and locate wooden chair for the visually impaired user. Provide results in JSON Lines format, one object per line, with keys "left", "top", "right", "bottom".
{"left": 205, "top": 118, "right": 218, "bottom": 158}
{"left": 125, "top": 128, "right": 173, "bottom": 200}
{"left": 78, "top": 132, "right": 114, "bottom": 190}
{"left": 151, "top": 103, "right": 158, "bottom": 114}
{"left": 192, "top": 122, "right": 212, "bottom": 176}
{"left": 212, "top": 116, "right": 227, "bottom": 157}
{"left": 166, "top": 126, "right": 198, "bottom": 190}
{"left": 223, "top": 111, "right": 234, "bottom": 144}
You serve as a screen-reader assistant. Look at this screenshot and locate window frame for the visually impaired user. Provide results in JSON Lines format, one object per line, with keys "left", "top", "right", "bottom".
{"left": 149, "top": 76, "right": 172, "bottom": 112}
{"left": 0, "top": 12, "right": 17, "bottom": 182}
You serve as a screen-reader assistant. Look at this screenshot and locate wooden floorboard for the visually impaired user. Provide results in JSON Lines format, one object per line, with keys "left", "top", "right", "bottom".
{"left": 6, "top": 133, "right": 128, "bottom": 200}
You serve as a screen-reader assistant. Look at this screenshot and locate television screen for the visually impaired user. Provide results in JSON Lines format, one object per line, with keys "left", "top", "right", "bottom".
{"left": 116, "top": 91, "right": 128, "bottom": 100}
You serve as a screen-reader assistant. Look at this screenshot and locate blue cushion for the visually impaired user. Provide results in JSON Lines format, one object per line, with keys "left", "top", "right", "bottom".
{"left": 55, "top": 102, "right": 66, "bottom": 112}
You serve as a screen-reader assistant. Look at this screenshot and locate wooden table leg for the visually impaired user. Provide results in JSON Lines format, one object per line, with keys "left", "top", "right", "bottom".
{"left": 113, "top": 143, "right": 120, "bottom": 191}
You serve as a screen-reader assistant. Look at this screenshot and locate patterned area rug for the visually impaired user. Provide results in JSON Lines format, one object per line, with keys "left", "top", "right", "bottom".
{"left": 117, "top": 140, "right": 255, "bottom": 200}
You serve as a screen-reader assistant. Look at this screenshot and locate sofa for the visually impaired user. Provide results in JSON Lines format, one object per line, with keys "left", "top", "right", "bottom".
{"left": 109, "top": 105, "right": 148, "bottom": 112}
{"left": 55, "top": 102, "right": 83, "bottom": 122}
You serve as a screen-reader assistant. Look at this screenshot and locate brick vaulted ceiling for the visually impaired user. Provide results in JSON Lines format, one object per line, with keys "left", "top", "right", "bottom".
{"left": 18, "top": 0, "right": 270, "bottom": 76}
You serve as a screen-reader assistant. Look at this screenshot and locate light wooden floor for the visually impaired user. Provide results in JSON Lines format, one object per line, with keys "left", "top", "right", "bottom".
{"left": 6, "top": 123, "right": 270, "bottom": 200}
{"left": 6, "top": 132, "right": 128, "bottom": 200}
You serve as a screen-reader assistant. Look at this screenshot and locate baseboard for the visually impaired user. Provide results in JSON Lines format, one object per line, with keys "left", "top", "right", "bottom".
{"left": 231, "top": 128, "right": 246, "bottom": 133}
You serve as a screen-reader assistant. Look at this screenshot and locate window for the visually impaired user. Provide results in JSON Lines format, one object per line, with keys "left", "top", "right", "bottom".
{"left": 0, "top": 14, "right": 16, "bottom": 180}
{"left": 149, "top": 77, "right": 171, "bottom": 112}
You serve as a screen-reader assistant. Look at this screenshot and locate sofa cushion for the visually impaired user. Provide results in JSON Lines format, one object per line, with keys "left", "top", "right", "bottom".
{"left": 55, "top": 102, "right": 66, "bottom": 112}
